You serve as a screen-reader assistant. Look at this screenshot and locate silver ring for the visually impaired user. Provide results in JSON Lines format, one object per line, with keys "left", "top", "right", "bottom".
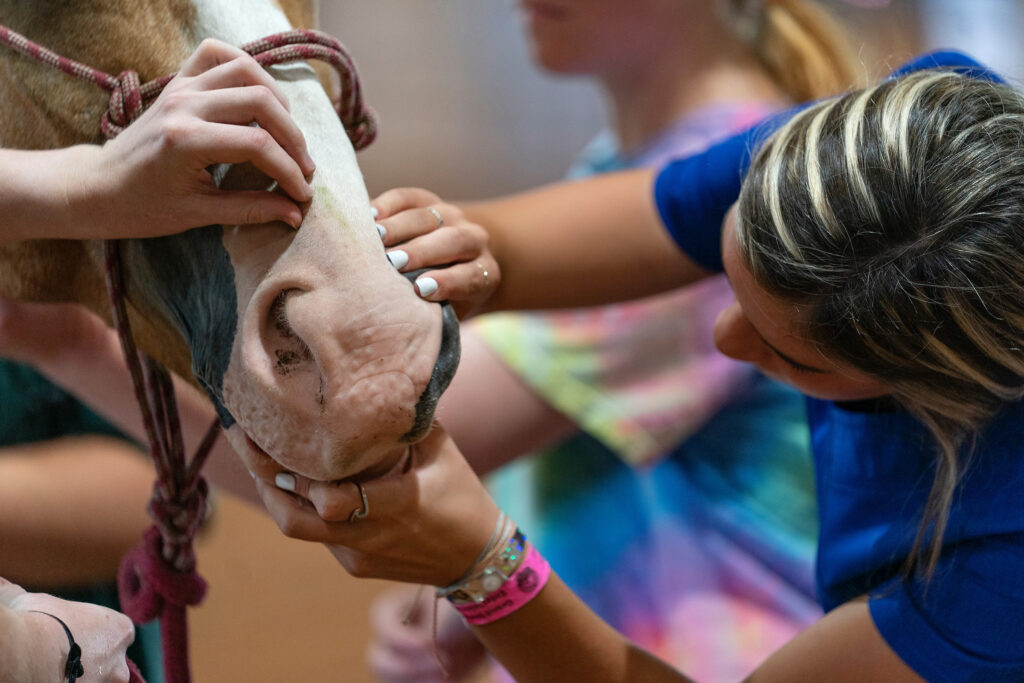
{"left": 428, "top": 207, "right": 444, "bottom": 229}
{"left": 348, "top": 482, "right": 370, "bottom": 521}
{"left": 477, "top": 261, "right": 489, "bottom": 286}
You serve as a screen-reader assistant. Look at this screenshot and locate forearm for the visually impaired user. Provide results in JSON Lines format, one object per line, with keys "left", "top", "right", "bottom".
{"left": 472, "top": 573, "right": 692, "bottom": 683}
{"left": 461, "top": 168, "right": 712, "bottom": 312}
{"left": 0, "top": 146, "right": 105, "bottom": 244}
{"left": 0, "top": 601, "right": 34, "bottom": 682}
{"left": 0, "top": 582, "right": 63, "bottom": 682}
{"left": 0, "top": 438, "right": 153, "bottom": 588}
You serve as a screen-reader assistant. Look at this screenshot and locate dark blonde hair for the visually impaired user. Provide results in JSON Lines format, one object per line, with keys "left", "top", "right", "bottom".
{"left": 736, "top": 70, "right": 1024, "bottom": 576}
{"left": 723, "top": 0, "right": 862, "bottom": 100}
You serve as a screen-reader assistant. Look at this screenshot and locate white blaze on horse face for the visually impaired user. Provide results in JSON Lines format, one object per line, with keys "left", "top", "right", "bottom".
{"left": 193, "top": 0, "right": 445, "bottom": 481}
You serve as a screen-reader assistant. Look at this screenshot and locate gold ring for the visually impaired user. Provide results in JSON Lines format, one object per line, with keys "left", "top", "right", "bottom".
{"left": 348, "top": 481, "right": 370, "bottom": 521}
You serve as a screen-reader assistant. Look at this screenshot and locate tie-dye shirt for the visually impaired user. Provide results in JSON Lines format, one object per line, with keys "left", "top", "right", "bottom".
{"left": 473, "top": 102, "right": 823, "bottom": 682}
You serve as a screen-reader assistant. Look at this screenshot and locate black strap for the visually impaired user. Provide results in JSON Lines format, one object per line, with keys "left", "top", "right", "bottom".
{"left": 29, "top": 610, "right": 85, "bottom": 682}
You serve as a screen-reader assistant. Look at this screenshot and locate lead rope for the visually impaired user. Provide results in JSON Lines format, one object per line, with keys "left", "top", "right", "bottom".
{"left": 0, "top": 24, "right": 378, "bottom": 683}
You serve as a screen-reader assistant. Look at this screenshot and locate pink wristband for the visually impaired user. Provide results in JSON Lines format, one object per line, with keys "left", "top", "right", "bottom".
{"left": 453, "top": 544, "right": 550, "bottom": 626}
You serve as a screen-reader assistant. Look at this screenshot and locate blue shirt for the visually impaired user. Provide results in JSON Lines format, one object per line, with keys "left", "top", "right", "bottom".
{"left": 652, "top": 52, "right": 1024, "bottom": 681}
{"left": 811, "top": 398, "right": 1024, "bottom": 682}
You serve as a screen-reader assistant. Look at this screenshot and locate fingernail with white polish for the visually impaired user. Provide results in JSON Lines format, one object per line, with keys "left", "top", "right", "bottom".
{"left": 376, "top": 223, "right": 387, "bottom": 239}
{"left": 275, "top": 473, "right": 296, "bottom": 492}
{"left": 371, "top": 206, "right": 379, "bottom": 219}
{"left": 387, "top": 250, "right": 408, "bottom": 269}
{"left": 416, "top": 277, "right": 438, "bottom": 297}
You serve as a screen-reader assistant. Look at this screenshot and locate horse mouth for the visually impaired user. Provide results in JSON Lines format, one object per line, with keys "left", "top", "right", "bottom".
{"left": 401, "top": 271, "right": 461, "bottom": 442}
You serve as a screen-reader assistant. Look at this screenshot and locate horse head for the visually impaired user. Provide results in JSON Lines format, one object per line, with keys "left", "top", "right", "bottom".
{"left": 0, "top": 0, "right": 459, "bottom": 481}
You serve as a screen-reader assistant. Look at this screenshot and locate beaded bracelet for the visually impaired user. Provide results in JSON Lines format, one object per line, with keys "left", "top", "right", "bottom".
{"left": 451, "top": 542, "right": 551, "bottom": 626}
{"left": 440, "top": 529, "right": 526, "bottom": 605}
{"left": 436, "top": 513, "right": 518, "bottom": 602}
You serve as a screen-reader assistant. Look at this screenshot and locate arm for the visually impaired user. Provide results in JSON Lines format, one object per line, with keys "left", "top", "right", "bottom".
{"left": 372, "top": 122, "right": 780, "bottom": 315}
{"left": 0, "top": 437, "right": 152, "bottom": 589}
{"left": 0, "top": 297, "right": 261, "bottom": 507}
{"left": 368, "top": 171, "right": 710, "bottom": 318}
{"left": 461, "top": 168, "right": 711, "bottom": 312}
{"left": 238, "top": 426, "right": 924, "bottom": 683}
{"left": 0, "top": 577, "right": 134, "bottom": 683}
{"left": 471, "top": 579, "right": 922, "bottom": 683}
{"left": 0, "top": 38, "right": 315, "bottom": 245}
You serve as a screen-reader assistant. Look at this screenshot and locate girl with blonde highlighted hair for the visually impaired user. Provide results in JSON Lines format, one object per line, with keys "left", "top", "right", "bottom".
{"left": 248, "top": 52, "right": 1024, "bottom": 682}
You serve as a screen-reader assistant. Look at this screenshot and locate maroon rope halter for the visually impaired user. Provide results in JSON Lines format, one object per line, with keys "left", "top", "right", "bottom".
{"left": 0, "top": 23, "right": 377, "bottom": 683}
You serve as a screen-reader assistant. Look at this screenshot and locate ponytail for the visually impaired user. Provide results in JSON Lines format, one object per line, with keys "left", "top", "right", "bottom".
{"left": 725, "top": 0, "right": 862, "bottom": 100}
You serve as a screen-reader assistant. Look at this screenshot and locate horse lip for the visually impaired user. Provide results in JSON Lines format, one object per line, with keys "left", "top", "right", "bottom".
{"left": 400, "top": 268, "right": 461, "bottom": 442}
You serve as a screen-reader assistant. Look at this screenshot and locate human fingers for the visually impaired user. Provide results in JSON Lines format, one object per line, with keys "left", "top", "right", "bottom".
{"left": 377, "top": 204, "right": 456, "bottom": 248}
{"left": 370, "top": 187, "right": 444, "bottom": 222}
{"left": 188, "top": 85, "right": 314, "bottom": 177}
{"left": 180, "top": 49, "right": 291, "bottom": 113}
{"left": 177, "top": 38, "right": 263, "bottom": 82}
{"left": 369, "top": 589, "right": 483, "bottom": 683}
{"left": 411, "top": 259, "right": 499, "bottom": 319}
{"left": 185, "top": 122, "right": 312, "bottom": 204}
{"left": 227, "top": 426, "right": 312, "bottom": 499}
{"left": 251, "top": 477, "right": 348, "bottom": 542}
{"left": 368, "top": 640, "right": 449, "bottom": 683}
{"left": 192, "top": 187, "right": 304, "bottom": 229}
{"left": 388, "top": 222, "right": 489, "bottom": 267}
{"left": 368, "top": 588, "right": 450, "bottom": 683}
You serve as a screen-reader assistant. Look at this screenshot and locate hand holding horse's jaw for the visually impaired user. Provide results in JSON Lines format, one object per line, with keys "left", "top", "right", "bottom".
{"left": 238, "top": 423, "right": 503, "bottom": 589}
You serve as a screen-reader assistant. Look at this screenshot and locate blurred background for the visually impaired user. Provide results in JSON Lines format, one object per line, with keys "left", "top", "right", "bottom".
{"left": 190, "top": 1, "right": 1024, "bottom": 681}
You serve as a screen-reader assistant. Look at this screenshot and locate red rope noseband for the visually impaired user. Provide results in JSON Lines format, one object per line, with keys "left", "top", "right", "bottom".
{"left": 0, "top": 22, "right": 378, "bottom": 683}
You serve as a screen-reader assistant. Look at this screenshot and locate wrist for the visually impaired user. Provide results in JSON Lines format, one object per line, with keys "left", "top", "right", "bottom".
{"left": 57, "top": 145, "right": 112, "bottom": 241}
{"left": 436, "top": 513, "right": 552, "bottom": 626}
{"left": 5, "top": 606, "right": 66, "bottom": 682}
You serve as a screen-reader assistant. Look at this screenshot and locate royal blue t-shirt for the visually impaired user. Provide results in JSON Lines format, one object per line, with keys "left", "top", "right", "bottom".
{"left": 652, "top": 52, "right": 1024, "bottom": 681}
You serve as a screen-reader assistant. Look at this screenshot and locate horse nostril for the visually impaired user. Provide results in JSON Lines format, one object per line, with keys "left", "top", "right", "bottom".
{"left": 266, "top": 289, "right": 314, "bottom": 377}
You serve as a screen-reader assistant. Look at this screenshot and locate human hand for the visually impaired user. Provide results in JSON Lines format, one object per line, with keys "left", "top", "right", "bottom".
{"left": 368, "top": 585, "right": 487, "bottom": 683}
{"left": 0, "top": 578, "right": 134, "bottom": 683}
{"left": 372, "top": 188, "right": 499, "bottom": 318}
{"left": 70, "top": 37, "right": 317, "bottom": 239}
{"left": 234, "top": 424, "right": 501, "bottom": 587}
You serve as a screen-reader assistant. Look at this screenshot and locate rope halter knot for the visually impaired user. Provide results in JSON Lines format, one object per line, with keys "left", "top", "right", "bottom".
{"left": 102, "top": 69, "right": 173, "bottom": 139}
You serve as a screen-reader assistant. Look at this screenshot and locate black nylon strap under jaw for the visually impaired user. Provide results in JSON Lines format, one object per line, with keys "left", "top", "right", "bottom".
{"left": 29, "top": 611, "right": 85, "bottom": 682}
